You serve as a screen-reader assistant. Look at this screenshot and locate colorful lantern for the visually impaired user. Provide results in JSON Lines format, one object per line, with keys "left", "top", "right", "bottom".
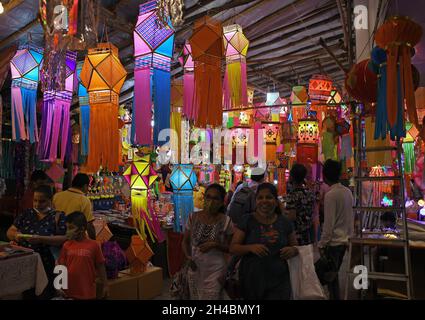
{"left": 126, "top": 235, "right": 154, "bottom": 274}
{"left": 345, "top": 59, "right": 377, "bottom": 103}
{"left": 375, "top": 16, "right": 422, "bottom": 129}
{"left": 170, "top": 164, "right": 197, "bottom": 231}
{"left": 297, "top": 117, "right": 319, "bottom": 164}
{"left": 327, "top": 89, "right": 342, "bottom": 105}
{"left": 38, "top": 51, "right": 77, "bottom": 162}
{"left": 189, "top": 16, "right": 224, "bottom": 127}
{"left": 290, "top": 86, "right": 308, "bottom": 105}
{"left": 223, "top": 24, "right": 249, "bottom": 109}
{"left": 309, "top": 75, "right": 332, "bottom": 102}
{"left": 133, "top": 0, "right": 175, "bottom": 146}
{"left": 123, "top": 154, "right": 163, "bottom": 242}
{"left": 80, "top": 43, "right": 127, "bottom": 172}
{"left": 10, "top": 44, "right": 43, "bottom": 143}
{"left": 77, "top": 61, "right": 90, "bottom": 157}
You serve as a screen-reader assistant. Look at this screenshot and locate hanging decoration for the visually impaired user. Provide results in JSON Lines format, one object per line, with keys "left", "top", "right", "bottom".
{"left": 370, "top": 47, "right": 406, "bottom": 140}
{"left": 38, "top": 51, "right": 77, "bottom": 162}
{"left": 80, "top": 43, "right": 127, "bottom": 172}
{"left": 10, "top": 44, "right": 43, "bottom": 143}
{"left": 321, "top": 116, "right": 338, "bottom": 161}
{"left": 123, "top": 154, "right": 163, "bottom": 242}
{"left": 345, "top": 59, "right": 378, "bottom": 103}
{"left": 179, "top": 41, "right": 197, "bottom": 120}
{"left": 375, "top": 16, "right": 422, "bottom": 129}
{"left": 77, "top": 61, "right": 89, "bottom": 157}
{"left": 327, "top": 89, "right": 342, "bottom": 105}
{"left": 403, "top": 123, "right": 416, "bottom": 174}
{"left": 297, "top": 117, "right": 319, "bottom": 165}
{"left": 309, "top": 74, "right": 332, "bottom": 101}
{"left": 126, "top": 235, "right": 154, "bottom": 274}
{"left": 170, "top": 164, "right": 197, "bottom": 232}
{"left": 290, "top": 86, "right": 308, "bottom": 123}
{"left": 133, "top": 0, "right": 175, "bottom": 146}
{"left": 189, "top": 16, "right": 224, "bottom": 127}
{"left": 223, "top": 24, "right": 249, "bottom": 109}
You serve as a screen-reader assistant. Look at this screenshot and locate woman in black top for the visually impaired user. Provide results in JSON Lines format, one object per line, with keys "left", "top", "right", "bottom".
{"left": 230, "top": 183, "right": 299, "bottom": 300}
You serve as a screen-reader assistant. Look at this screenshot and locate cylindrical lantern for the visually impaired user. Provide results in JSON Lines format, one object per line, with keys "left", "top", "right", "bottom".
{"left": 10, "top": 44, "right": 43, "bottom": 143}
{"left": 123, "top": 155, "right": 163, "bottom": 242}
{"left": 133, "top": 0, "right": 175, "bottom": 146}
{"left": 309, "top": 74, "right": 332, "bottom": 102}
{"left": 38, "top": 51, "right": 77, "bottom": 162}
{"left": 223, "top": 24, "right": 249, "bottom": 109}
{"left": 170, "top": 164, "right": 197, "bottom": 232}
{"left": 297, "top": 118, "right": 319, "bottom": 164}
{"left": 80, "top": 43, "right": 127, "bottom": 172}
{"left": 345, "top": 59, "right": 377, "bottom": 103}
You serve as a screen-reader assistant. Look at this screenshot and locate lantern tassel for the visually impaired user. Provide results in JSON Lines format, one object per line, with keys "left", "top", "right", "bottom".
{"left": 153, "top": 68, "right": 171, "bottom": 146}
{"left": 400, "top": 46, "right": 419, "bottom": 128}
{"left": 173, "top": 192, "right": 194, "bottom": 232}
{"left": 80, "top": 105, "right": 90, "bottom": 156}
{"left": 183, "top": 72, "right": 196, "bottom": 120}
{"left": 12, "top": 87, "right": 38, "bottom": 143}
{"left": 133, "top": 68, "right": 152, "bottom": 146}
{"left": 403, "top": 142, "right": 415, "bottom": 174}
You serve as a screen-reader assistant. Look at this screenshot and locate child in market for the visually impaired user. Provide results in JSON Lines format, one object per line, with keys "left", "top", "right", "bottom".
{"left": 58, "top": 211, "right": 108, "bottom": 300}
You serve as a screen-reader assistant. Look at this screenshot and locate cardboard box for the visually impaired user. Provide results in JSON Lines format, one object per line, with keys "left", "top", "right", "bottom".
{"left": 97, "top": 272, "right": 138, "bottom": 300}
{"left": 137, "top": 266, "right": 163, "bottom": 300}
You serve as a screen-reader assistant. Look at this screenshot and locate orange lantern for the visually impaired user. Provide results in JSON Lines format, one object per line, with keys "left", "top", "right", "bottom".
{"left": 80, "top": 43, "right": 127, "bottom": 172}
{"left": 297, "top": 118, "right": 319, "bottom": 164}
{"left": 375, "top": 16, "right": 422, "bottom": 128}
{"left": 309, "top": 74, "right": 332, "bottom": 102}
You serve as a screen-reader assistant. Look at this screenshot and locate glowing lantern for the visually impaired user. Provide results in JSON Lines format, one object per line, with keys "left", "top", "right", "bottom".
{"left": 309, "top": 74, "right": 333, "bottom": 102}
{"left": 38, "top": 51, "right": 77, "bottom": 162}
{"left": 80, "top": 43, "right": 127, "bottom": 172}
{"left": 327, "top": 89, "right": 342, "bottom": 105}
{"left": 180, "top": 41, "right": 197, "bottom": 120}
{"left": 297, "top": 117, "right": 319, "bottom": 164}
{"left": 189, "top": 16, "right": 224, "bottom": 127}
{"left": 10, "top": 44, "right": 43, "bottom": 143}
{"left": 170, "top": 164, "right": 198, "bottom": 232}
{"left": 123, "top": 154, "right": 163, "bottom": 242}
{"left": 403, "top": 122, "right": 416, "bottom": 174}
{"left": 133, "top": 0, "right": 175, "bottom": 145}
{"left": 223, "top": 24, "right": 249, "bottom": 109}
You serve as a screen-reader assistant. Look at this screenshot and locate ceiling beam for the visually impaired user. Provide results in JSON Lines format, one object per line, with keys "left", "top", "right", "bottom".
{"left": 0, "top": 19, "right": 40, "bottom": 50}
{"left": 4, "top": 0, "right": 25, "bottom": 12}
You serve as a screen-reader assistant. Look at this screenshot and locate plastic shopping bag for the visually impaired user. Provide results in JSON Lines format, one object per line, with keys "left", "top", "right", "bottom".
{"left": 287, "top": 245, "right": 327, "bottom": 300}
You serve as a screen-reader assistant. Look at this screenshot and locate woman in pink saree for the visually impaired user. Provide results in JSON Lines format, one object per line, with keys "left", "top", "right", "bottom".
{"left": 182, "top": 184, "right": 234, "bottom": 299}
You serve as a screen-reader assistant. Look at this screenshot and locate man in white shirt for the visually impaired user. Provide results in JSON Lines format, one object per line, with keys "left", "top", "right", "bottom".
{"left": 318, "top": 160, "right": 354, "bottom": 300}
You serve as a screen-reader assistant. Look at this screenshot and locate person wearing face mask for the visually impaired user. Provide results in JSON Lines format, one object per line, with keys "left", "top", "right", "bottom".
{"left": 230, "top": 183, "right": 299, "bottom": 300}
{"left": 7, "top": 185, "right": 67, "bottom": 299}
{"left": 182, "top": 184, "right": 234, "bottom": 300}
{"left": 58, "top": 212, "right": 108, "bottom": 300}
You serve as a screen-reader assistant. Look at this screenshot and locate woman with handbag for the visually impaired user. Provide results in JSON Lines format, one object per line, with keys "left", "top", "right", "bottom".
{"left": 230, "top": 183, "right": 299, "bottom": 300}
{"left": 182, "top": 183, "right": 234, "bottom": 300}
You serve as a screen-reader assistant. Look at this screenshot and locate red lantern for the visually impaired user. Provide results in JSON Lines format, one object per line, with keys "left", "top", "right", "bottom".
{"left": 345, "top": 59, "right": 377, "bottom": 103}
{"left": 309, "top": 74, "right": 332, "bottom": 102}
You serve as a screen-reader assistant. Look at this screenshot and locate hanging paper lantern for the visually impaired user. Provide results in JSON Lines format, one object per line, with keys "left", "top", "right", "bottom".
{"left": 189, "top": 16, "right": 224, "bottom": 127}
{"left": 403, "top": 122, "right": 416, "bottom": 174}
{"left": 290, "top": 86, "right": 308, "bottom": 104}
{"left": 123, "top": 154, "right": 163, "bottom": 242}
{"left": 38, "top": 51, "right": 77, "bottom": 162}
{"left": 327, "top": 89, "right": 342, "bottom": 105}
{"left": 133, "top": 0, "right": 175, "bottom": 146}
{"left": 345, "top": 59, "right": 378, "bottom": 103}
{"left": 223, "top": 24, "right": 249, "bottom": 109}
{"left": 247, "top": 87, "right": 254, "bottom": 107}
{"left": 10, "top": 44, "right": 43, "bottom": 143}
{"left": 232, "top": 128, "right": 248, "bottom": 147}
{"left": 309, "top": 75, "right": 332, "bottom": 102}
{"left": 170, "top": 164, "right": 197, "bottom": 232}
{"left": 179, "top": 41, "right": 198, "bottom": 120}
{"left": 126, "top": 235, "right": 154, "bottom": 274}
{"left": 297, "top": 117, "right": 319, "bottom": 164}
{"left": 263, "top": 124, "right": 280, "bottom": 144}
{"left": 80, "top": 43, "right": 127, "bottom": 172}
{"left": 238, "top": 111, "right": 251, "bottom": 126}
{"left": 375, "top": 16, "right": 422, "bottom": 129}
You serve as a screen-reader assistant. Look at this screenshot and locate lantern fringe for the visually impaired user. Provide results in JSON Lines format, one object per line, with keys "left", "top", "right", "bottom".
{"left": 86, "top": 103, "right": 119, "bottom": 172}
{"left": 11, "top": 87, "right": 38, "bottom": 143}
{"left": 38, "top": 96, "right": 71, "bottom": 162}
{"left": 131, "top": 191, "right": 149, "bottom": 240}
{"left": 153, "top": 68, "right": 171, "bottom": 146}
{"left": 400, "top": 46, "right": 419, "bottom": 128}
{"left": 173, "top": 192, "right": 194, "bottom": 232}
{"left": 80, "top": 105, "right": 90, "bottom": 156}
{"left": 278, "top": 168, "right": 286, "bottom": 195}
{"left": 223, "top": 61, "right": 248, "bottom": 110}
{"left": 322, "top": 132, "right": 338, "bottom": 161}
{"left": 133, "top": 68, "right": 152, "bottom": 145}
{"left": 147, "top": 196, "right": 165, "bottom": 242}
{"left": 171, "top": 111, "right": 181, "bottom": 162}
{"left": 194, "top": 63, "right": 222, "bottom": 127}
{"left": 403, "top": 142, "right": 415, "bottom": 174}
{"left": 183, "top": 72, "right": 196, "bottom": 120}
